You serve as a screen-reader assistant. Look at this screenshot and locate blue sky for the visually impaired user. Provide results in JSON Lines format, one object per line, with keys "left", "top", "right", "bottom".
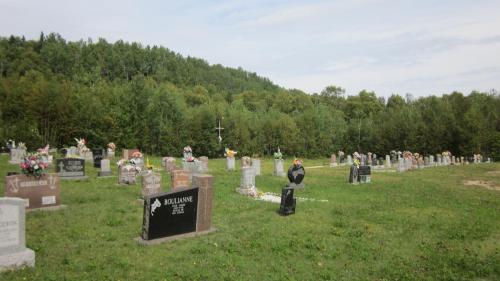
{"left": 1, "top": 0, "right": 499, "bottom": 97}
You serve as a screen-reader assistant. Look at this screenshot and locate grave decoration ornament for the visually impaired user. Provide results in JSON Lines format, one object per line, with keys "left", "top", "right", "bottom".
{"left": 183, "top": 146, "right": 194, "bottom": 162}
{"left": 274, "top": 147, "right": 283, "bottom": 160}
{"left": 224, "top": 148, "right": 237, "bottom": 158}
{"left": 107, "top": 142, "right": 116, "bottom": 157}
{"left": 37, "top": 144, "right": 49, "bottom": 156}
{"left": 20, "top": 154, "right": 48, "bottom": 178}
{"left": 75, "top": 138, "right": 89, "bottom": 155}
{"left": 17, "top": 142, "right": 27, "bottom": 150}
{"left": 287, "top": 158, "right": 305, "bottom": 189}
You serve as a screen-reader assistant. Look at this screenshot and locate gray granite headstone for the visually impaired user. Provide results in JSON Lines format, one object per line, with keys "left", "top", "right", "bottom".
{"left": 252, "top": 159, "right": 261, "bottom": 176}
{"left": 226, "top": 157, "right": 235, "bottom": 171}
{"left": 0, "top": 197, "right": 35, "bottom": 271}
{"left": 274, "top": 159, "right": 285, "bottom": 177}
{"left": 9, "top": 148, "right": 26, "bottom": 165}
{"left": 237, "top": 167, "right": 256, "bottom": 196}
{"left": 98, "top": 159, "right": 112, "bottom": 177}
{"left": 385, "top": 155, "right": 391, "bottom": 168}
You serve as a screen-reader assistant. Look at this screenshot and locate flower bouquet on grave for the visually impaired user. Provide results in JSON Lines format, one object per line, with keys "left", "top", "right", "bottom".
{"left": 224, "top": 148, "right": 237, "bottom": 158}
{"left": 37, "top": 144, "right": 50, "bottom": 156}
{"left": 117, "top": 159, "right": 142, "bottom": 174}
{"left": 20, "top": 154, "right": 48, "bottom": 178}
{"left": 273, "top": 147, "right": 283, "bottom": 160}
{"left": 107, "top": 142, "right": 116, "bottom": 152}
{"left": 75, "top": 138, "right": 89, "bottom": 154}
{"left": 18, "top": 142, "right": 27, "bottom": 150}
{"left": 353, "top": 152, "right": 361, "bottom": 168}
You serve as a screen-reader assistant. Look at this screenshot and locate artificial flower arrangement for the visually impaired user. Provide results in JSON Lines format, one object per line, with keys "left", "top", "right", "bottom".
{"left": 117, "top": 158, "right": 142, "bottom": 173}
{"left": 225, "top": 148, "right": 237, "bottom": 158}
{"left": 20, "top": 154, "right": 48, "bottom": 177}
{"left": 131, "top": 151, "right": 143, "bottom": 159}
{"left": 75, "top": 138, "right": 89, "bottom": 153}
{"left": 183, "top": 146, "right": 192, "bottom": 153}
{"left": 353, "top": 152, "right": 361, "bottom": 168}
{"left": 107, "top": 142, "right": 116, "bottom": 151}
{"left": 293, "top": 158, "right": 303, "bottom": 167}
{"left": 273, "top": 147, "right": 282, "bottom": 160}
{"left": 37, "top": 144, "right": 50, "bottom": 156}
{"left": 185, "top": 156, "right": 196, "bottom": 162}
{"left": 18, "top": 142, "right": 27, "bottom": 150}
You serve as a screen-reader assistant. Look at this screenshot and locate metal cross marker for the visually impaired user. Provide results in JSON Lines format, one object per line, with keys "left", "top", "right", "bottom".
{"left": 215, "top": 119, "right": 224, "bottom": 143}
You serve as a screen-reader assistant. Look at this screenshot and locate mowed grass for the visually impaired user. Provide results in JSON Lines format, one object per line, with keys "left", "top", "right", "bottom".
{"left": 0, "top": 155, "right": 499, "bottom": 281}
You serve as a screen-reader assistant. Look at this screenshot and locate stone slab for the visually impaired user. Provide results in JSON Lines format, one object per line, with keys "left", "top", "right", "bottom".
{"left": 0, "top": 248, "right": 35, "bottom": 272}
{"left": 134, "top": 228, "right": 216, "bottom": 246}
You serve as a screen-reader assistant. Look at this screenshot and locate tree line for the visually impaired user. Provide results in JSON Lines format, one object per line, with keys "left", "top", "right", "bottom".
{"left": 0, "top": 33, "right": 499, "bottom": 159}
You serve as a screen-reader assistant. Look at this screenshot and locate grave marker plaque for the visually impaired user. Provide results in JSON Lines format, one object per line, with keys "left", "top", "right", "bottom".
{"left": 142, "top": 187, "right": 199, "bottom": 240}
{"left": 5, "top": 174, "right": 61, "bottom": 210}
{"left": 56, "top": 158, "right": 87, "bottom": 180}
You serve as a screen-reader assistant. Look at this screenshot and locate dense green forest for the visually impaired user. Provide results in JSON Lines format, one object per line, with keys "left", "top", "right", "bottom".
{"left": 0, "top": 33, "right": 499, "bottom": 159}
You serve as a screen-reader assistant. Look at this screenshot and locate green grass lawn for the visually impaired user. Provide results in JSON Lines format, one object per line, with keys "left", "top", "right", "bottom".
{"left": 1, "top": 155, "right": 499, "bottom": 281}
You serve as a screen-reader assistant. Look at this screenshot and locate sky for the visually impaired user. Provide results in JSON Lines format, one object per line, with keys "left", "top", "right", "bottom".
{"left": 1, "top": 0, "right": 500, "bottom": 97}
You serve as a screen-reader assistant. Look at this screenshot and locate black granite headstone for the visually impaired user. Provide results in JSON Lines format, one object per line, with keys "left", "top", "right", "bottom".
{"left": 279, "top": 187, "right": 296, "bottom": 216}
{"left": 287, "top": 164, "right": 305, "bottom": 187}
{"left": 358, "top": 165, "right": 371, "bottom": 183}
{"left": 56, "top": 158, "right": 85, "bottom": 178}
{"left": 92, "top": 148, "right": 104, "bottom": 168}
{"left": 142, "top": 187, "right": 199, "bottom": 240}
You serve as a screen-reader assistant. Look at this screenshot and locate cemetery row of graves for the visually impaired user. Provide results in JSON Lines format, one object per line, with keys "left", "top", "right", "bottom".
{"left": 0, "top": 139, "right": 497, "bottom": 277}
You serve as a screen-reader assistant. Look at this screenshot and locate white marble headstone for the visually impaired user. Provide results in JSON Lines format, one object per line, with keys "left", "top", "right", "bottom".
{"left": 0, "top": 197, "right": 35, "bottom": 271}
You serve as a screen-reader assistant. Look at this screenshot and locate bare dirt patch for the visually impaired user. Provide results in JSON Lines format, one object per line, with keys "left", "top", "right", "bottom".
{"left": 463, "top": 180, "right": 500, "bottom": 191}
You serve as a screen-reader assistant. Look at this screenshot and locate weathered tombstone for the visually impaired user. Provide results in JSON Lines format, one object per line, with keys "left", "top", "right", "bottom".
{"left": 424, "top": 156, "right": 429, "bottom": 166}
{"left": 278, "top": 187, "right": 296, "bottom": 216}
{"left": 385, "top": 155, "right": 391, "bottom": 168}
{"left": 274, "top": 159, "right": 285, "bottom": 177}
{"left": 142, "top": 172, "right": 162, "bottom": 198}
{"left": 5, "top": 174, "right": 61, "bottom": 210}
{"left": 138, "top": 174, "right": 214, "bottom": 243}
{"left": 56, "top": 158, "right": 87, "bottom": 180}
{"left": 372, "top": 154, "right": 377, "bottom": 166}
{"left": 9, "top": 148, "right": 26, "bottom": 165}
{"left": 118, "top": 165, "right": 137, "bottom": 185}
{"left": 237, "top": 167, "right": 256, "bottom": 196}
{"left": 397, "top": 158, "right": 405, "bottom": 173}
{"left": 183, "top": 161, "right": 201, "bottom": 180}
{"left": 171, "top": 169, "right": 191, "bottom": 190}
{"left": 226, "top": 157, "right": 235, "bottom": 171}
{"left": 429, "top": 155, "right": 435, "bottom": 166}
{"left": 330, "top": 154, "right": 337, "bottom": 167}
{"left": 199, "top": 156, "right": 209, "bottom": 173}
{"left": 367, "top": 153, "right": 372, "bottom": 166}
{"left": 98, "top": 159, "right": 112, "bottom": 177}
{"left": 0, "top": 198, "right": 35, "bottom": 271}
{"left": 361, "top": 154, "right": 367, "bottom": 166}
{"left": 451, "top": 156, "right": 456, "bottom": 165}
{"left": 347, "top": 155, "right": 353, "bottom": 165}
{"left": 164, "top": 157, "right": 176, "bottom": 173}
{"left": 252, "top": 158, "right": 261, "bottom": 176}
{"left": 82, "top": 150, "right": 93, "bottom": 161}
{"left": 106, "top": 143, "right": 116, "bottom": 158}
{"left": 92, "top": 148, "right": 104, "bottom": 168}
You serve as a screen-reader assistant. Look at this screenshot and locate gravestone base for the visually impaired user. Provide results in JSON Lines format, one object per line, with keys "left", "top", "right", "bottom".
{"left": 135, "top": 227, "right": 216, "bottom": 246}
{"left": 26, "top": 204, "right": 67, "bottom": 213}
{"left": 59, "top": 175, "right": 88, "bottom": 181}
{"left": 236, "top": 187, "right": 258, "bottom": 197}
{"left": 98, "top": 171, "right": 112, "bottom": 177}
{"left": 0, "top": 248, "right": 35, "bottom": 272}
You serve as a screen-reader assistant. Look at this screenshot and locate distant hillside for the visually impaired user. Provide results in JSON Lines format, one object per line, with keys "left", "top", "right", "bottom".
{"left": 0, "top": 33, "right": 498, "bottom": 159}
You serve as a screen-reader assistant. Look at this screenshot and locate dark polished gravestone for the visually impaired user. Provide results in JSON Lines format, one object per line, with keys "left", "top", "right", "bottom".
{"left": 349, "top": 165, "right": 371, "bottom": 184}
{"left": 56, "top": 158, "right": 88, "bottom": 180}
{"left": 279, "top": 187, "right": 296, "bottom": 216}
{"left": 137, "top": 174, "right": 215, "bottom": 245}
{"left": 287, "top": 164, "right": 305, "bottom": 189}
{"left": 92, "top": 148, "right": 104, "bottom": 168}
